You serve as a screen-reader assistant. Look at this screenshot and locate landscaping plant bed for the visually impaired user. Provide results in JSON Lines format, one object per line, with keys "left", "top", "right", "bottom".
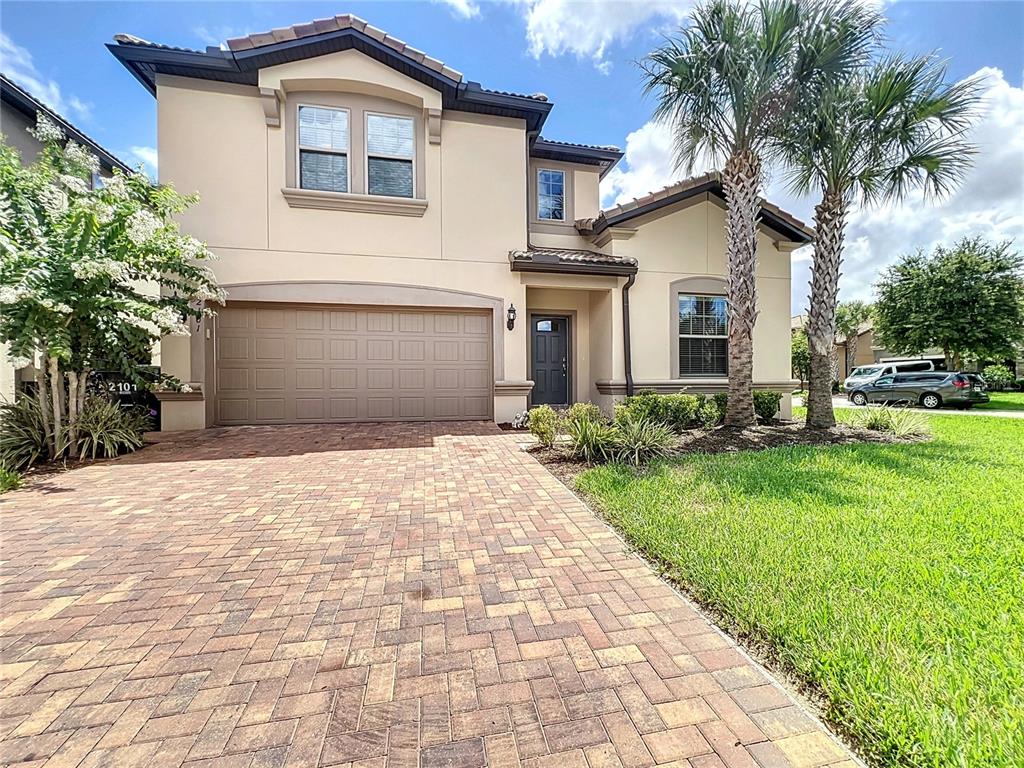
{"left": 531, "top": 420, "right": 915, "bottom": 485}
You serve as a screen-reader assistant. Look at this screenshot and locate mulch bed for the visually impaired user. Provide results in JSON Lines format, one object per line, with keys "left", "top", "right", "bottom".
{"left": 530, "top": 421, "right": 915, "bottom": 487}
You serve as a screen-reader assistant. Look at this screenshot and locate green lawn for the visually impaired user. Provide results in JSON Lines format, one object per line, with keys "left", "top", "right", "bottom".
{"left": 976, "top": 391, "right": 1024, "bottom": 411}
{"left": 576, "top": 415, "right": 1024, "bottom": 767}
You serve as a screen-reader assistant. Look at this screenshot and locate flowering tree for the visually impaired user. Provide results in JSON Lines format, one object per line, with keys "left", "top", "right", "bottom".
{"left": 0, "top": 114, "right": 223, "bottom": 459}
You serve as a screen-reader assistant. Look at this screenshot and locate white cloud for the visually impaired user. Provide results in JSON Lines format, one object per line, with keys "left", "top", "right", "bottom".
{"left": 603, "top": 68, "right": 1024, "bottom": 315}
{"left": 509, "top": 0, "right": 694, "bottom": 73}
{"left": 433, "top": 0, "right": 482, "bottom": 19}
{"left": 0, "top": 32, "right": 91, "bottom": 122}
{"left": 192, "top": 25, "right": 250, "bottom": 50}
{"left": 600, "top": 119, "right": 717, "bottom": 207}
{"left": 129, "top": 146, "right": 158, "bottom": 177}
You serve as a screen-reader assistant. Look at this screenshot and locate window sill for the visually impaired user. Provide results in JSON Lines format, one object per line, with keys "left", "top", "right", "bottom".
{"left": 281, "top": 187, "right": 428, "bottom": 217}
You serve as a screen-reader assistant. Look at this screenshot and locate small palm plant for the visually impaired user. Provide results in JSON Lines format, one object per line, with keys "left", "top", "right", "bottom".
{"left": 782, "top": 56, "right": 981, "bottom": 427}
{"left": 642, "top": 0, "right": 879, "bottom": 427}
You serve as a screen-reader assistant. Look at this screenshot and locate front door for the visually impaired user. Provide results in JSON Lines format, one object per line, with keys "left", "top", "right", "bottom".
{"left": 531, "top": 315, "right": 570, "bottom": 406}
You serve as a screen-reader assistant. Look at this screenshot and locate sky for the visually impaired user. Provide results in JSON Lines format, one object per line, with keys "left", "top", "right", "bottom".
{"left": 1, "top": 0, "right": 1022, "bottom": 314}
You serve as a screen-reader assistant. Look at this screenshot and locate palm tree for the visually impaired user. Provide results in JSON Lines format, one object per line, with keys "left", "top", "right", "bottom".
{"left": 836, "top": 299, "right": 873, "bottom": 376}
{"left": 642, "top": 0, "right": 878, "bottom": 426}
{"left": 782, "top": 56, "right": 981, "bottom": 428}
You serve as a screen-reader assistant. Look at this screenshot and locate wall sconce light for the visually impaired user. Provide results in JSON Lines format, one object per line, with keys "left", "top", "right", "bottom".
{"left": 506, "top": 304, "right": 517, "bottom": 331}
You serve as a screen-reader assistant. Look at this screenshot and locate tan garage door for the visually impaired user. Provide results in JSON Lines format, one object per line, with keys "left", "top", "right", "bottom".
{"left": 214, "top": 304, "right": 493, "bottom": 424}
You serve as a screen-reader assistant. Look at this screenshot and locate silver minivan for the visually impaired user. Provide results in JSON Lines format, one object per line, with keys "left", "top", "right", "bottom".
{"left": 843, "top": 360, "right": 934, "bottom": 390}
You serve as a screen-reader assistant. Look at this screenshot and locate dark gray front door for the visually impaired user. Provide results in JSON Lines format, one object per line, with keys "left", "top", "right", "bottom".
{"left": 531, "top": 315, "right": 569, "bottom": 406}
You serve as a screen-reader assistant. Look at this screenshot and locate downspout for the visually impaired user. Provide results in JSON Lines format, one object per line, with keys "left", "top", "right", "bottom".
{"left": 622, "top": 272, "right": 636, "bottom": 397}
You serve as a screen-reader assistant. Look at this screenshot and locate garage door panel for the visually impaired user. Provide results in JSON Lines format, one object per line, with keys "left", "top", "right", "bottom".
{"left": 256, "top": 368, "right": 285, "bottom": 391}
{"left": 331, "top": 339, "right": 358, "bottom": 360}
{"left": 216, "top": 305, "right": 492, "bottom": 424}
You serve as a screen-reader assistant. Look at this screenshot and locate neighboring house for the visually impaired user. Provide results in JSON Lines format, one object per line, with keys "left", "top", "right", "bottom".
{"left": 0, "top": 73, "right": 133, "bottom": 402}
{"left": 108, "top": 14, "right": 812, "bottom": 430}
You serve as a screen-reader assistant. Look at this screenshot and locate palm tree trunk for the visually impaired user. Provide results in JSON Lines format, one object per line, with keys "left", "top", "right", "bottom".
{"left": 721, "top": 151, "right": 761, "bottom": 427}
{"left": 806, "top": 190, "right": 847, "bottom": 429}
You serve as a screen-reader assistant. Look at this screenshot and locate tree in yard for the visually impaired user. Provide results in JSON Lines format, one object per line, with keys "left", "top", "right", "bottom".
{"left": 642, "top": 0, "right": 879, "bottom": 426}
{"left": 874, "top": 238, "right": 1024, "bottom": 371}
{"left": 779, "top": 54, "right": 981, "bottom": 428}
{"left": 835, "top": 300, "right": 873, "bottom": 375}
{"left": 791, "top": 328, "right": 810, "bottom": 389}
{"left": 0, "top": 114, "right": 224, "bottom": 460}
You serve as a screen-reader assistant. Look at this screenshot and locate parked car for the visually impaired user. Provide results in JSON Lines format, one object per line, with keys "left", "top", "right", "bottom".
{"left": 847, "top": 372, "right": 990, "bottom": 409}
{"left": 844, "top": 360, "right": 935, "bottom": 391}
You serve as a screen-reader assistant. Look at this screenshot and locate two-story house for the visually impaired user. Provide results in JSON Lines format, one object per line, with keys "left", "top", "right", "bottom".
{"left": 108, "top": 14, "right": 811, "bottom": 430}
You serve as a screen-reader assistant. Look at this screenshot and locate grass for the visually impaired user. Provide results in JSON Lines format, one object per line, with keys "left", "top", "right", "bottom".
{"left": 975, "top": 391, "right": 1024, "bottom": 411}
{"left": 0, "top": 467, "right": 20, "bottom": 494}
{"left": 576, "top": 414, "right": 1024, "bottom": 768}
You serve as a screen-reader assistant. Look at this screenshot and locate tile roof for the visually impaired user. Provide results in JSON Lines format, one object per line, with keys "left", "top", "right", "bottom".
{"left": 0, "top": 73, "right": 130, "bottom": 174}
{"left": 578, "top": 171, "right": 815, "bottom": 243}
{"left": 509, "top": 247, "right": 638, "bottom": 276}
{"left": 537, "top": 136, "right": 620, "bottom": 152}
{"left": 223, "top": 14, "right": 464, "bottom": 82}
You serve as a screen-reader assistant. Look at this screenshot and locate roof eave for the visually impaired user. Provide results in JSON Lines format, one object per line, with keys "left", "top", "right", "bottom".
{"left": 509, "top": 259, "right": 637, "bottom": 278}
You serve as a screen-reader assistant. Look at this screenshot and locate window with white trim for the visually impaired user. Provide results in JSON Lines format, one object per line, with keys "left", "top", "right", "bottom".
{"left": 678, "top": 294, "right": 728, "bottom": 376}
{"left": 366, "top": 113, "right": 415, "bottom": 198}
{"left": 298, "top": 105, "right": 349, "bottom": 193}
{"left": 537, "top": 169, "right": 565, "bottom": 221}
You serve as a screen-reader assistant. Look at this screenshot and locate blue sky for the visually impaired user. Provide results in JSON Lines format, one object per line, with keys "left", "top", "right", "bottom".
{"left": 2, "top": 1, "right": 1022, "bottom": 313}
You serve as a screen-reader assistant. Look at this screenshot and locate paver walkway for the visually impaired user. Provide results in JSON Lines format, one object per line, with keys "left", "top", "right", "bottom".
{"left": 0, "top": 423, "right": 856, "bottom": 768}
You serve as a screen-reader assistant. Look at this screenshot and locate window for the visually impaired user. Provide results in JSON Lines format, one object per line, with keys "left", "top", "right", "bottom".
{"left": 366, "top": 113, "right": 414, "bottom": 198}
{"left": 298, "top": 105, "right": 349, "bottom": 193}
{"left": 678, "top": 294, "right": 728, "bottom": 376}
{"left": 537, "top": 169, "right": 565, "bottom": 221}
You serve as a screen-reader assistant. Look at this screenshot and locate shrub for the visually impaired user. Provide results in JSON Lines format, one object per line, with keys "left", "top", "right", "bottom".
{"left": 1016, "top": 378, "right": 1024, "bottom": 392}
{"left": 564, "top": 402, "right": 604, "bottom": 426}
{"left": 696, "top": 398, "right": 720, "bottom": 429}
{"left": 982, "top": 364, "right": 1014, "bottom": 391}
{"left": 614, "top": 416, "right": 677, "bottom": 466}
{"left": 565, "top": 417, "right": 618, "bottom": 464}
{"left": 713, "top": 393, "right": 728, "bottom": 422}
{"left": 72, "top": 399, "right": 150, "bottom": 460}
{"left": 855, "top": 406, "right": 931, "bottom": 438}
{"left": 0, "top": 467, "right": 20, "bottom": 493}
{"left": 527, "top": 405, "right": 561, "bottom": 448}
{"left": 616, "top": 392, "right": 700, "bottom": 431}
{"left": 0, "top": 395, "right": 54, "bottom": 471}
{"left": 753, "top": 391, "right": 783, "bottom": 421}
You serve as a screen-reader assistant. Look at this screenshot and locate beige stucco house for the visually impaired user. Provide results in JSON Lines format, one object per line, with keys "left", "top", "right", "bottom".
{"left": 0, "top": 74, "right": 133, "bottom": 402}
{"left": 108, "top": 14, "right": 812, "bottom": 430}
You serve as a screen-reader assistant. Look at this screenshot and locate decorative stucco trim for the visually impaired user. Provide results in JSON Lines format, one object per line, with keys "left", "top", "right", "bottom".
{"left": 590, "top": 226, "right": 638, "bottom": 249}
{"left": 281, "top": 187, "right": 428, "bottom": 216}
{"left": 595, "top": 379, "right": 799, "bottom": 395}
{"left": 154, "top": 389, "right": 205, "bottom": 402}
{"left": 495, "top": 380, "right": 534, "bottom": 396}
{"left": 425, "top": 107, "right": 442, "bottom": 144}
{"left": 260, "top": 87, "right": 281, "bottom": 127}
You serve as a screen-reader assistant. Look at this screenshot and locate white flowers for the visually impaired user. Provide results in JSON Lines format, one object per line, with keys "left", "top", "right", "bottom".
{"left": 180, "top": 384, "right": 193, "bottom": 393}
{"left": 125, "top": 210, "right": 162, "bottom": 245}
{"left": 73, "top": 258, "right": 129, "bottom": 283}
{"left": 0, "top": 285, "right": 28, "bottom": 304}
{"left": 151, "top": 306, "right": 190, "bottom": 336}
{"left": 7, "top": 355, "right": 31, "bottom": 370}
{"left": 39, "top": 185, "right": 68, "bottom": 216}
{"left": 103, "top": 174, "right": 129, "bottom": 200}
{"left": 60, "top": 174, "right": 90, "bottom": 196}
{"left": 64, "top": 142, "right": 100, "bottom": 175}
{"left": 37, "top": 297, "right": 72, "bottom": 314}
{"left": 29, "top": 114, "right": 64, "bottom": 143}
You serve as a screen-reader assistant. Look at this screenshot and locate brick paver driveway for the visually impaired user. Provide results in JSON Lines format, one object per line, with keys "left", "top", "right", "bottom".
{"left": 0, "top": 423, "right": 855, "bottom": 768}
